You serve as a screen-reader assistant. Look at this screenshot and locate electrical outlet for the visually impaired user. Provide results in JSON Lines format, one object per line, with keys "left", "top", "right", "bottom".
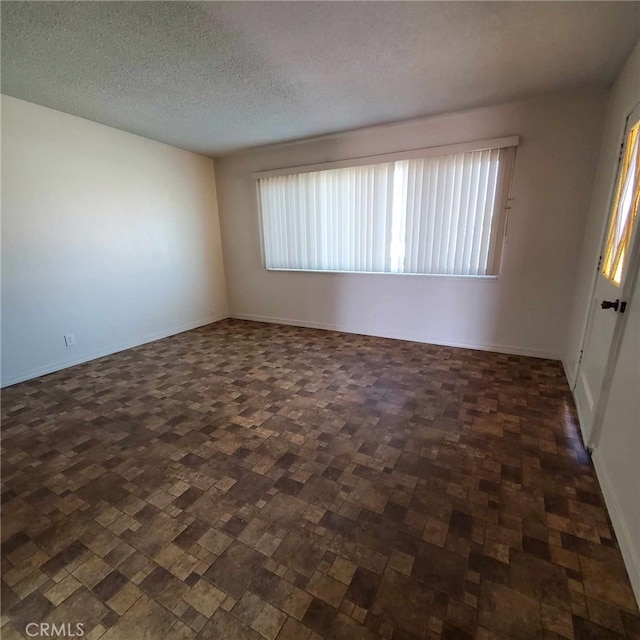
{"left": 64, "top": 334, "right": 76, "bottom": 347}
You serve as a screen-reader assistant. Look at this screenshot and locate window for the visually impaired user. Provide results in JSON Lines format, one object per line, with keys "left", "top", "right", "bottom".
{"left": 256, "top": 137, "right": 518, "bottom": 276}
{"left": 602, "top": 119, "right": 640, "bottom": 286}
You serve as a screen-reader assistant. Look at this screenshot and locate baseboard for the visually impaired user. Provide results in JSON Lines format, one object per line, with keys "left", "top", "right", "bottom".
{"left": 561, "top": 357, "right": 577, "bottom": 391}
{"left": 565, "top": 362, "right": 593, "bottom": 446}
{"left": 573, "top": 399, "right": 590, "bottom": 446}
{"left": 592, "top": 450, "right": 640, "bottom": 607}
{"left": 230, "top": 313, "right": 561, "bottom": 360}
{"left": 561, "top": 356, "right": 588, "bottom": 441}
{"left": 1, "top": 316, "right": 228, "bottom": 388}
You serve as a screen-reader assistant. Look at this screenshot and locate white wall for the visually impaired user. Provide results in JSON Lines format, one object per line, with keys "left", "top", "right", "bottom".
{"left": 564, "top": 41, "right": 640, "bottom": 385}
{"left": 215, "top": 91, "right": 607, "bottom": 359}
{"left": 1, "top": 96, "right": 228, "bottom": 386}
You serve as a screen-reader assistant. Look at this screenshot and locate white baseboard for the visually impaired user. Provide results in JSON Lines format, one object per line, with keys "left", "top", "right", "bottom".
{"left": 230, "top": 313, "right": 561, "bottom": 360}
{"left": 562, "top": 356, "right": 592, "bottom": 444}
{"left": 592, "top": 450, "right": 640, "bottom": 607}
{"left": 564, "top": 361, "right": 593, "bottom": 447}
{"left": 561, "top": 357, "right": 577, "bottom": 391}
{"left": 1, "top": 316, "right": 228, "bottom": 388}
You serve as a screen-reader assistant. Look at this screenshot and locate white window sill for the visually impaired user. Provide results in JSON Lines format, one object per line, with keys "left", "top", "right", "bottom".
{"left": 265, "top": 267, "right": 499, "bottom": 280}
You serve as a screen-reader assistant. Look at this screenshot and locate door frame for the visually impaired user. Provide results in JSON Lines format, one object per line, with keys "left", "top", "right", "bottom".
{"left": 574, "top": 100, "right": 640, "bottom": 451}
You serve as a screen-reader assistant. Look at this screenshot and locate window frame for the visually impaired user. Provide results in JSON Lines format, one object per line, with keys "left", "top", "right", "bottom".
{"left": 601, "top": 119, "right": 640, "bottom": 286}
{"left": 254, "top": 136, "right": 518, "bottom": 278}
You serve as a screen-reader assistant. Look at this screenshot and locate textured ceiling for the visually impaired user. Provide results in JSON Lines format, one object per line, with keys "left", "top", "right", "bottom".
{"left": 2, "top": 2, "right": 639, "bottom": 155}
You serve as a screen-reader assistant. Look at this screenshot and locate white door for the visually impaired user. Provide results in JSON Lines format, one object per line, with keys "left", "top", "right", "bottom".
{"left": 574, "top": 104, "right": 640, "bottom": 446}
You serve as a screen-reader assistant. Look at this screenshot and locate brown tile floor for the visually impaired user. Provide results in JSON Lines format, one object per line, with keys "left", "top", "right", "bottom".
{"left": 2, "top": 320, "right": 639, "bottom": 640}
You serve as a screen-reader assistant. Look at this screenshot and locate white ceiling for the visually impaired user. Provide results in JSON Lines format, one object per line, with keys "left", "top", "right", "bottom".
{"left": 2, "top": 2, "right": 639, "bottom": 155}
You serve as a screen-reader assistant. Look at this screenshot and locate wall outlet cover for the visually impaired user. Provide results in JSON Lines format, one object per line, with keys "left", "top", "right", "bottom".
{"left": 64, "top": 334, "right": 76, "bottom": 347}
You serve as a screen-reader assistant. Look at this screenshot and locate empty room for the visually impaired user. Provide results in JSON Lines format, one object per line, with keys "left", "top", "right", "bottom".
{"left": 2, "top": 2, "right": 640, "bottom": 639}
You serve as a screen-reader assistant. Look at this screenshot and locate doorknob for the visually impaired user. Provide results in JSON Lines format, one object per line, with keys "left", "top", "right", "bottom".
{"left": 601, "top": 299, "right": 620, "bottom": 311}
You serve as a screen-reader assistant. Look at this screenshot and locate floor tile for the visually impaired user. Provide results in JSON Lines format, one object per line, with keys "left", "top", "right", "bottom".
{"left": 2, "top": 320, "right": 639, "bottom": 639}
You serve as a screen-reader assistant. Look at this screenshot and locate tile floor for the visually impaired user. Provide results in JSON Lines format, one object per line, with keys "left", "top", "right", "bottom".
{"left": 1, "top": 320, "right": 639, "bottom": 639}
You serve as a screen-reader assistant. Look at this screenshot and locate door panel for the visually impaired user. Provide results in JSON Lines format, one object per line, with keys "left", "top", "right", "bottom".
{"left": 575, "top": 104, "right": 640, "bottom": 444}
{"left": 575, "top": 278, "right": 622, "bottom": 433}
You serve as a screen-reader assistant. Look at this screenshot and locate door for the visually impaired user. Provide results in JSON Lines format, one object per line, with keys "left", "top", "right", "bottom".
{"left": 574, "top": 103, "right": 640, "bottom": 446}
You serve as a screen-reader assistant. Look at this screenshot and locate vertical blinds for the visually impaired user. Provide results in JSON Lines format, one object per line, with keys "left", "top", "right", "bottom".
{"left": 258, "top": 145, "right": 511, "bottom": 276}
{"left": 260, "top": 163, "right": 395, "bottom": 273}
